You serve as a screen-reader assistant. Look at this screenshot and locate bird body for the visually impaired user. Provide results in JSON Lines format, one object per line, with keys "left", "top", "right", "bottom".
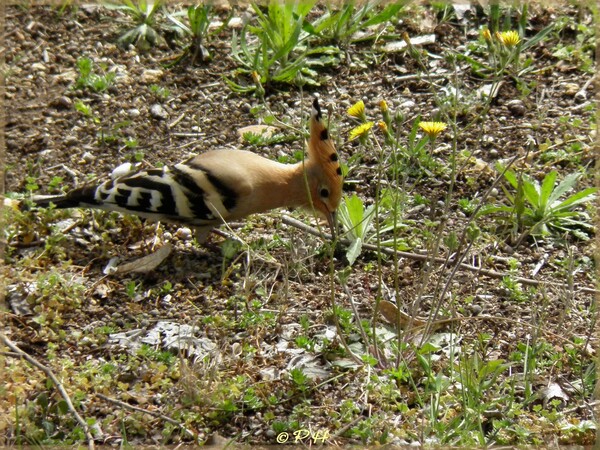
{"left": 31, "top": 99, "right": 342, "bottom": 239}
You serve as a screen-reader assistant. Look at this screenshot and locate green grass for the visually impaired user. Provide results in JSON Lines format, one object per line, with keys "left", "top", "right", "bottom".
{"left": 74, "top": 57, "right": 116, "bottom": 93}
{"left": 2, "top": 1, "right": 596, "bottom": 447}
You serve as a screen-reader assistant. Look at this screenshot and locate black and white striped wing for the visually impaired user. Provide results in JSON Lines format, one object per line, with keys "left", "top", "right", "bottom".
{"left": 34, "top": 163, "right": 240, "bottom": 227}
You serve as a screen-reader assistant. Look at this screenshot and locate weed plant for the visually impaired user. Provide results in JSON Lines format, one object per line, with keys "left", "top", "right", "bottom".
{"left": 104, "top": 0, "right": 164, "bottom": 50}
{"left": 320, "top": 4, "right": 596, "bottom": 444}
{"left": 481, "top": 166, "right": 597, "bottom": 244}
{"left": 228, "top": 1, "right": 338, "bottom": 93}
{"left": 74, "top": 57, "right": 116, "bottom": 93}
{"left": 165, "top": 4, "right": 215, "bottom": 65}
{"left": 307, "top": 1, "right": 404, "bottom": 48}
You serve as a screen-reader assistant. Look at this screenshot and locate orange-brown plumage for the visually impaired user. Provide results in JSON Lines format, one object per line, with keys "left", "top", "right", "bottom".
{"left": 31, "top": 98, "right": 343, "bottom": 242}
{"left": 305, "top": 98, "right": 343, "bottom": 232}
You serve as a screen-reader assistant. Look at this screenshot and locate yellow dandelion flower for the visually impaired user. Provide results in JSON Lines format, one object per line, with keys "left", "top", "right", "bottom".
{"left": 347, "top": 100, "right": 366, "bottom": 120}
{"left": 419, "top": 121, "right": 447, "bottom": 138}
{"left": 349, "top": 122, "right": 373, "bottom": 141}
{"left": 481, "top": 28, "right": 492, "bottom": 41}
{"left": 378, "top": 121, "right": 388, "bottom": 133}
{"left": 497, "top": 30, "right": 520, "bottom": 47}
{"left": 380, "top": 99, "right": 392, "bottom": 125}
{"left": 379, "top": 99, "right": 388, "bottom": 113}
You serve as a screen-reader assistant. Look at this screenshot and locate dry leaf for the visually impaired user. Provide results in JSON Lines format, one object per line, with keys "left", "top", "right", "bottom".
{"left": 115, "top": 244, "right": 172, "bottom": 274}
{"left": 379, "top": 300, "right": 427, "bottom": 329}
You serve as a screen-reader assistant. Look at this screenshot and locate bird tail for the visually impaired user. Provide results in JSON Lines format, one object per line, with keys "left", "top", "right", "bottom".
{"left": 30, "top": 186, "right": 101, "bottom": 209}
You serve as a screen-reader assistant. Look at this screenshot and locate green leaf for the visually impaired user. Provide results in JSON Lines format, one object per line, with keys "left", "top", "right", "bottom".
{"left": 552, "top": 187, "right": 597, "bottom": 212}
{"left": 346, "top": 238, "right": 363, "bottom": 266}
{"left": 547, "top": 172, "right": 580, "bottom": 205}
{"left": 362, "top": 2, "right": 403, "bottom": 28}
{"left": 407, "top": 115, "right": 421, "bottom": 147}
{"left": 344, "top": 194, "right": 365, "bottom": 238}
{"left": 301, "top": 19, "right": 317, "bottom": 35}
{"left": 272, "top": 21, "right": 303, "bottom": 62}
{"left": 497, "top": 165, "right": 518, "bottom": 189}
{"left": 455, "top": 53, "right": 492, "bottom": 74}
{"left": 476, "top": 204, "right": 514, "bottom": 217}
{"left": 521, "top": 23, "right": 554, "bottom": 51}
{"left": 520, "top": 174, "right": 540, "bottom": 208}
{"left": 361, "top": 204, "right": 377, "bottom": 243}
{"left": 294, "top": 0, "right": 316, "bottom": 19}
{"left": 309, "top": 10, "right": 340, "bottom": 35}
{"left": 539, "top": 170, "right": 557, "bottom": 209}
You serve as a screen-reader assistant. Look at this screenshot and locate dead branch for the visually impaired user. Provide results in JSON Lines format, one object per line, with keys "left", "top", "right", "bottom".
{"left": 281, "top": 215, "right": 598, "bottom": 295}
{"left": 96, "top": 393, "right": 199, "bottom": 443}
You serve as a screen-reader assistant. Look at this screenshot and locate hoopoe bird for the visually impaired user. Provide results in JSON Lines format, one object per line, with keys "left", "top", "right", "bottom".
{"left": 30, "top": 98, "right": 343, "bottom": 242}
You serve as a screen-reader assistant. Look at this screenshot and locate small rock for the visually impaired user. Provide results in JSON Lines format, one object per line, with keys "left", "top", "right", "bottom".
{"left": 150, "top": 103, "right": 168, "bottom": 120}
{"left": 64, "top": 135, "right": 78, "bottom": 146}
{"left": 237, "top": 124, "right": 278, "bottom": 141}
{"left": 80, "top": 336, "right": 94, "bottom": 347}
{"left": 469, "top": 304, "right": 483, "bottom": 315}
{"left": 399, "top": 100, "right": 416, "bottom": 110}
{"left": 227, "top": 17, "right": 244, "bottom": 29}
{"left": 141, "top": 69, "right": 164, "bottom": 84}
{"left": 110, "top": 162, "right": 137, "bottom": 179}
{"left": 240, "top": 102, "right": 252, "bottom": 113}
{"left": 51, "top": 96, "right": 72, "bottom": 109}
{"left": 81, "top": 151, "right": 95, "bottom": 163}
{"left": 506, "top": 99, "right": 526, "bottom": 116}
{"left": 104, "top": 43, "right": 118, "bottom": 53}
{"left": 563, "top": 82, "right": 579, "bottom": 96}
{"left": 31, "top": 62, "right": 46, "bottom": 72}
{"left": 574, "top": 89, "right": 587, "bottom": 103}
{"left": 175, "top": 227, "right": 193, "bottom": 241}
{"left": 408, "top": 204, "right": 426, "bottom": 215}
{"left": 54, "top": 69, "right": 78, "bottom": 83}
{"left": 127, "top": 108, "right": 141, "bottom": 118}
{"left": 80, "top": 3, "right": 101, "bottom": 14}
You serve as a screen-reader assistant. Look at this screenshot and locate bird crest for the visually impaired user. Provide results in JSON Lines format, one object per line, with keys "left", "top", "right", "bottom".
{"left": 308, "top": 98, "right": 343, "bottom": 218}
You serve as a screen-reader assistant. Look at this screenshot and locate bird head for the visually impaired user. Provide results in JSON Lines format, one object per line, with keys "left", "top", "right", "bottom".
{"left": 306, "top": 98, "right": 343, "bottom": 236}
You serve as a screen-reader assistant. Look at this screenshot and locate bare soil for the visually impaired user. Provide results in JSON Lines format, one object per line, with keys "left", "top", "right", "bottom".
{"left": 1, "top": 2, "right": 597, "bottom": 447}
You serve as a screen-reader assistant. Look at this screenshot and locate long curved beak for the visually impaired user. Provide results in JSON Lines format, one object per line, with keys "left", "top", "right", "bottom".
{"left": 327, "top": 211, "right": 337, "bottom": 240}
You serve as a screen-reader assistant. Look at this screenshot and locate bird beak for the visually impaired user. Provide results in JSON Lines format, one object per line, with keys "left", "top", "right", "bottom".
{"left": 327, "top": 211, "right": 337, "bottom": 240}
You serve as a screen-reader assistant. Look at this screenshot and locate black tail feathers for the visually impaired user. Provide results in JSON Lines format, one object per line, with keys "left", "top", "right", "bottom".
{"left": 30, "top": 186, "right": 100, "bottom": 209}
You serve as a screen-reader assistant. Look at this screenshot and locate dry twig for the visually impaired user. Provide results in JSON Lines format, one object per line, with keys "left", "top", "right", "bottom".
{"left": 281, "top": 215, "right": 598, "bottom": 295}
{"left": 96, "top": 393, "right": 199, "bottom": 442}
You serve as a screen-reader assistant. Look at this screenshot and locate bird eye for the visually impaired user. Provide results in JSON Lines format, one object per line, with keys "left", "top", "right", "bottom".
{"left": 320, "top": 188, "right": 330, "bottom": 198}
